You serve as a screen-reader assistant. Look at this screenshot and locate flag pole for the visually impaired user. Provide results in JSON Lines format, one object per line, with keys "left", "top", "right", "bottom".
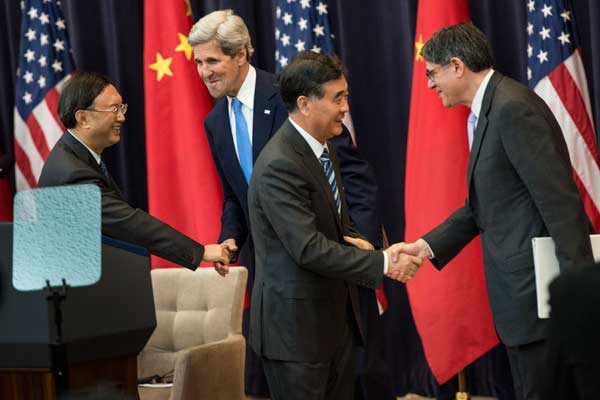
{"left": 456, "top": 369, "right": 469, "bottom": 400}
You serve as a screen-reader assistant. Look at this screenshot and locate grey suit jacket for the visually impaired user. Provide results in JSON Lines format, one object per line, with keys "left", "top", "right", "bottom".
{"left": 248, "top": 120, "right": 383, "bottom": 362}
{"left": 423, "top": 72, "right": 594, "bottom": 346}
{"left": 38, "top": 132, "right": 205, "bottom": 269}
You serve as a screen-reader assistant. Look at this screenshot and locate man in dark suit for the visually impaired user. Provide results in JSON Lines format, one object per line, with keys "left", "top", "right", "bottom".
{"left": 247, "top": 51, "right": 421, "bottom": 400}
{"left": 542, "top": 262, "right": 600, "bottom": 400}
{"left": 38, "top": 72, "right": 229, "bottom": 270}
{"left": 189, "top": 10, "right": 393, "bottom": 398}
{"left": 394, "top": 23, "right": 594, "bottom": 400}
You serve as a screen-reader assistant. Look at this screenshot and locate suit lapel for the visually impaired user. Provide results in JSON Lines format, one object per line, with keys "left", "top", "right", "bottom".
{"left": 252, "top": 70, "right": 278, "bottom": 162}
{"left": 285, "top": 121, "right": 344, "bottom": 235}
{"left": 467, "top": 71, "right": 503, "bottom": 188}
{"left": 61, "top": 132, "right": 123, "bottom": 196}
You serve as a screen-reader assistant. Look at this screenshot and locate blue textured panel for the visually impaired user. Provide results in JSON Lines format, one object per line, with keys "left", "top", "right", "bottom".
{"left": 13, "top": 184, "right": 101, "bottom": 291}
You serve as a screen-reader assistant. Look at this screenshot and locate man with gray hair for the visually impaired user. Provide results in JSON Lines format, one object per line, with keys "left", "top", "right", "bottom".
{"left": 393, "top": 23, "right": 594, "bottom": 400}
{"left": 189, "top": 10, "right": 391, "bottom": 398}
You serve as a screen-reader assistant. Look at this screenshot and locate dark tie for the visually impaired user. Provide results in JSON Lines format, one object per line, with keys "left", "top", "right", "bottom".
{"left": 232, "top": 98, "right": 253, "bottom": 184}
{"left": 319, "top": 148, "right": 341, "bottom": 215}
{"left": 99, "top": 159, "right": 110, "bottom": 179}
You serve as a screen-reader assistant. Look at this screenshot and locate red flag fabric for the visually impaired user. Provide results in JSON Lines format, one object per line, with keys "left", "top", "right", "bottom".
{"left": 143, "top": 0, "right": 223, "bottom": 268}
{"left": 404, "top": 0, "right": 499, "bottom": 384}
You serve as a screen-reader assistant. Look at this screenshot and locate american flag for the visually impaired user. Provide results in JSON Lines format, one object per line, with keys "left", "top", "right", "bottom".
{"left": 274, "top": 0, "right": 335, "bottom": 71}
{"left": 527, "top": 0, "right": 600, "bottom": 231}
{"left": 14, "top": 0, "right": 74, "bottom": 190}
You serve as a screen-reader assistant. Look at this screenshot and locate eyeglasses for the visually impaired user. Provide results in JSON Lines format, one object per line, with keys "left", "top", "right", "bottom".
{"left": 85, "top": 103, "right": 128, "bottom": 115}
{"left": 425, "top": 64, "right": 449, "bottom": 82}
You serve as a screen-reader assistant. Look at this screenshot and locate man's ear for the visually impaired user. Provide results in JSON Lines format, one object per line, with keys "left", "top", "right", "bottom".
{"left": 297, "top": 96, "right": 310, "bottom": 116}
{"left": 74, "top": 109, "right": 89, "bottom": 128}
{"left": 450, "top": 57, "right": 465, "bottom": 77}
{"left": 237, "top": 47, "right": 248, "bottom": 65}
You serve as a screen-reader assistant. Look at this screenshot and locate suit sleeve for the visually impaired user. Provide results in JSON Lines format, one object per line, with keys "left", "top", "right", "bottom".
{"left": 497, "top": 100, "right": 594, "bottom": 270}
{"left": 329, "top": 128, "right": 382, "bottom": 247}
{"left": 256, "top": 157, "right": 383, "bottom": 289}
{"left": 422, "top": 201, "right": 480, "bottom": 269}
{"left": 204, "top": 120, "right": 248, "bottom": 246}
{"left": 68, "top": 166, "right": 204, "bottom": 269}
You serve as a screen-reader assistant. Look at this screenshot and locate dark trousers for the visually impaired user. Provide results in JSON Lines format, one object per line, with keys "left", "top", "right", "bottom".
{"left": 354, "top": 287, "right": 395, "bottom": 400}
{"left": 506, "top": 340, "right": 546, "bottom": 400}
{"left": 262, "top": 320, "right": 355, "bottom": 400}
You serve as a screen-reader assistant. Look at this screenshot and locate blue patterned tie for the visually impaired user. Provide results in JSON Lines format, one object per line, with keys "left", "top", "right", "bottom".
{"left": 319, "top": 148, "right": 341, "bottom": 215}
{"left": 232, "top": 98, "right": 253, "bottom": 183}
{"left": 99, "top": 159, "right": 110, "bottom": 179}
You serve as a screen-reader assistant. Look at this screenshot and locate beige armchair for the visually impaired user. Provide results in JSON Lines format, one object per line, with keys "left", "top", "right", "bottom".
{"left": 138, "top": 266, "right": 248, "bottom": 400}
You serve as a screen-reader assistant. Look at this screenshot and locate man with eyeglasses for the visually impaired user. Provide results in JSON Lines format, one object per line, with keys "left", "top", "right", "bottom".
{"left": 39, "top": 72, "right": 230, "bottom": 270}
{"left": 392, "top": 23, "right": 594, "bottom": 400}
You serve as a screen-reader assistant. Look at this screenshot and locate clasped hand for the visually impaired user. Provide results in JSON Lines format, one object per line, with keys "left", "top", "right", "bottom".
{"left": 384, "top": 239, "right": 431, "bottom": 283}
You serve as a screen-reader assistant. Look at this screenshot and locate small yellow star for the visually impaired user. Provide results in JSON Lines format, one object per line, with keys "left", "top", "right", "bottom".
{"left": 415, "top": 34, "right": 424, "bottom": 61}
{"left": 149, "top": 52, "right": 173, "bottom": 81}
{"left": 175, "top": 33, "right": 193, "bottom": 60}
{"left": 184, "top": 0, "right": 192, "bottom": 17}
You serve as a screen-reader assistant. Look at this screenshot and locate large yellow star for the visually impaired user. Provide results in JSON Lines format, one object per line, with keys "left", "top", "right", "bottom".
{"left": 175, "top": 33, "right": 193, "bottom": 60}
{"left": 415, "top": 34, "right": 424, "bottom": 61}
{"left": 149, "top": 52, "right": 173, "bottom": 81}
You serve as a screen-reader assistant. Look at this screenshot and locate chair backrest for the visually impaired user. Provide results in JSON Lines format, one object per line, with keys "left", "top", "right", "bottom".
{"left": 138, "top": 267, "right": 247, "bottom": 377}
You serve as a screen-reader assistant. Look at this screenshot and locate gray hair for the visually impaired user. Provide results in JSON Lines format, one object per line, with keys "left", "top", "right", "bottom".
{"left": 421, "top": 23, "right": 494, "bottom": 73}
{"left": 188, "top": 9, "right": 254, "bottom": 61}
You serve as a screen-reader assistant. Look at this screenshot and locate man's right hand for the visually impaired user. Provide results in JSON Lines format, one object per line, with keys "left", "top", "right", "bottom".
{"left": 214, "top": 238, "right": 238, "bottom": 277}
{"left": 384, "top": 245, "right": 423, "bottom": 283}
{"left": 203, "top": 244, "right": 231, "bottom": 267}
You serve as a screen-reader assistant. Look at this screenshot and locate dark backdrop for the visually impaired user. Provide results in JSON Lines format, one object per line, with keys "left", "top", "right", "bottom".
{"left": 2, "top": 0, "right": 600, "bottom": 398}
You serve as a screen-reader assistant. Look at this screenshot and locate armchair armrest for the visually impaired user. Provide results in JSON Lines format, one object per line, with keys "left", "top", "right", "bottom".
{"left": 170, "top": 334, "right": 246, "bottom": 400}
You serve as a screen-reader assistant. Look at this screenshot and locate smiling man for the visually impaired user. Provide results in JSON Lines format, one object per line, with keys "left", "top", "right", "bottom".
{"left": 247, "top": 52, "right": 421, "bottom": 400}
{"left": 393, "top": 23, "right": 594, "bottom": 400}
{"left": 38, "top": 72, "right": 229, "bottom": 270}
{"left": 189, "top": 12, "right": 394, "bottom": 398}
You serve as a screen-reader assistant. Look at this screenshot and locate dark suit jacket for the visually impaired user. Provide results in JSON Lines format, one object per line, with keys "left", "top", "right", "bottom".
{"left": 423, "top": 72, "right": 594, "bottom": 346}
{"left": 204, "top": 68, "right": 381, "bottom": 249}
{"left": 248, "top": 120, "right": 384, "bottom": 363}
{"left": 38, "top": 132, "right": 205, "bottom": 269}
{"left": 542, "top": 264, "right": 600, "bottom": 400}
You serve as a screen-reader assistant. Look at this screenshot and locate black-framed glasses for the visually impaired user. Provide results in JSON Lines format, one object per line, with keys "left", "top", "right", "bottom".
{"left": 85, "top": 103, "right": 128, "bottom": 115}
{"left": 425, "top": 64, "right": 449, "bottom": 82}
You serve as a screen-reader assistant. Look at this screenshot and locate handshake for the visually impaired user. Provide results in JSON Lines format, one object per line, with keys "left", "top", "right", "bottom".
{"left": 203, "top": 238, "right": 240, "bottom": 276}
{"left": 346, "top": 236, "right": 432, "bottom": 283}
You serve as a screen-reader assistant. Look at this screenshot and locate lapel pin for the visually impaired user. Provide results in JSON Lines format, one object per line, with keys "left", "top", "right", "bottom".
{"left": 264, "top": 109, "right": 271, "bottom": 115}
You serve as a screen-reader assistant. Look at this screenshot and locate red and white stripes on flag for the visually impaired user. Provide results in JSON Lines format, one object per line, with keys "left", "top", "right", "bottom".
{"left": 14, "top": 75, "right": 71, "bottom": 190}
{"left": 527, "top": 0, "right": 600, "bottom": 231}
{"left": 532, "top": 51, "right": 600, "bottom": 230}
{"left": 14, "top": 0, "right": 75, "bottom": 191}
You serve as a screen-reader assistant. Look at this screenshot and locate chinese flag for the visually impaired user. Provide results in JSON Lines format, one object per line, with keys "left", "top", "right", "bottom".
{"left": 404, "top": 0, "right": 498, "bottom": 383}
{"left": 143, "top": 0, "right": 222, "bottom": 268}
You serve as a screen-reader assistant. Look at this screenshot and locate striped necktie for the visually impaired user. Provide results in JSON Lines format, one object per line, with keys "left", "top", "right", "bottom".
{"left": 232, "top": 98, "right": 253, "bottom": 183}
{"left": 99, "top": 159, "right": 110, "bottom": 179}
{"left": 319, "top": 147, "right": 341, "bottom": 215}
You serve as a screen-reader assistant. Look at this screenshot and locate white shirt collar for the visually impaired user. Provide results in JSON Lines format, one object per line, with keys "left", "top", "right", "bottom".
{"left": 470, "top": 69, "right": 494, "bottom": 119}
{"left": 67, "top": 130, "right": 101, "bottom": 164}
{"left": 227, "top": 65, "right": 256, "bottom": 110}
{"left": 288, "top": 117, "right": 328, "bottom": 159}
